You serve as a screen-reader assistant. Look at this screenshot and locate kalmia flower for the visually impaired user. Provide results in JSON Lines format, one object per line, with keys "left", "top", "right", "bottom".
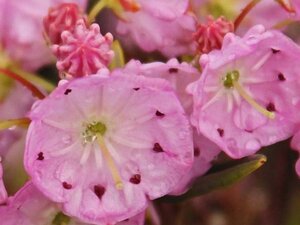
{"left": 43, "top": 2, "right": 87, "bottom": 45}
{"left": 52, "top": 19, "right": 114, "bottom": 79}
{"left": 0, "top": 0, "right": 87, "bottom": 71}
{"left": 116, "top": 0, "right": 197, "bottom": 57}
{"left": 189, "top": 25, "right": 300, "bottom": 158}
{"left": 193, "top": 16, "right": 234, "bottom": 54}
{"left": 25, "top": 74, "right": 193, "bottom": 224}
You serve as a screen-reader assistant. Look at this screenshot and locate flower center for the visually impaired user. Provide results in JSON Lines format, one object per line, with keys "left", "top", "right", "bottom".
{"left": 223, "top": 70, "right": 240, "bottom": 88}
{"left": 82, "top": 121, "right": 107, "bottom": 143}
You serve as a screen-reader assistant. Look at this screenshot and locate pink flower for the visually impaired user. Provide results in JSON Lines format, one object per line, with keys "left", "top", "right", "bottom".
{"left": 116, "top": 0, "right": 197, "bottom": 57}
{"left": 0, "top": 0, "right": 87, "bottom": 71}
{"left": 43, "top": 2, "right": 87, "bottom": 45}
{"left": 52, "top": 19, "right": 114, "bottom": 79}
{"left": 0, "top": 161, "right": 7, "bottom": 204}
{"left": 193, "top": 16, "right": 234, "bottom": 53}
{"left": 25, "top": 74, "right": 193, "bottom": 224}
{"left": 189, "top": 25, "right": 300, "bottom": 158}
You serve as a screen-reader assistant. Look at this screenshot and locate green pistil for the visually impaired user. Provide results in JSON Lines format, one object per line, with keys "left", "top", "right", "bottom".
{"left": 223, "top": 70, "right": 240, "bottom": 88}
{"left": 83, "top": 121, "right": 107, "bottom": 142}
{"left": 85, "top": 121, "right": 107, "bottom": 135}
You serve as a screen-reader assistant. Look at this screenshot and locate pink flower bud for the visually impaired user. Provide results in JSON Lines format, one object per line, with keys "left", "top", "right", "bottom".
{"left": 193, "top": 16, "right": 234, "bottom": 54}
{"left": 52, "top": 19, "right": 114, "bottom": 79}
{"left": 43, "top": 3, "right": 87, "bottom": 45}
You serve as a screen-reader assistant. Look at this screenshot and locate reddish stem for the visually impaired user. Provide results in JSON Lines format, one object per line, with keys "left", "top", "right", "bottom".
{"left": 234, "top": 0, "right": 262, "bottom": 31}
{"left": 0, "top": 68, "right": 45, "bottom": 99}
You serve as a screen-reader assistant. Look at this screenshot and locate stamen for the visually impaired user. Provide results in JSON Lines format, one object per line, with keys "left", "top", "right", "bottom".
{"left": 96, "top": 134, "right": 123, "bottom": 190}
{"left": 233, "top": 81, "right": 275, "bottom": 119}
{"left": 251, "top": 51, "right": 272, "bottom": 71}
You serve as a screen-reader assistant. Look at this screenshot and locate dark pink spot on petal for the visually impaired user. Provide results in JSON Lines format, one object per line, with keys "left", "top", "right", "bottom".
{"left": 153, "top": 143, "right": 164, "bottom": 152}
{"left": 94, "top": 185, "right": 105, "bottom": 199}
{"left": 266, "top": 102, "right": 276, "bottom": 112}
{"left": 133, "top": 87, "right": 140, "bottom": 91}
{"left": 37, "top": 152, "right": 44, "bottom": 160}
{"left": 244, "top": 129, "right": 253, "bottom": 133}
{"left": 278, "top": 73, "right": 286, "bottom": 81}
{"left": 271, "top": 48, "right": 280, "bottom": 54}
{"left": 194, "top": 148, "right": 200, "bottom": 157}
{"left": 155, "top": 110, "right": 165, "bottom": 117}
{"left": 64, "top": 89, "right": 72, "bottom": 95}
{"left": 129, "top": 174, "right": 141, "bottom": 184}
{"left": 168, "top": 68, "right": 178, "bottom": 73}
{"left": 217, "top": 128, "right": 224, "bottom": 137}
{"left": 62, "top": 182, "right": 72, "bottom": 189}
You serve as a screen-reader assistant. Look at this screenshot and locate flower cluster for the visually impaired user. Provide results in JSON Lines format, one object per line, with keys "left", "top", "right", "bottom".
{"left": 0, "top": 0, "right": 300, "bottom": 225}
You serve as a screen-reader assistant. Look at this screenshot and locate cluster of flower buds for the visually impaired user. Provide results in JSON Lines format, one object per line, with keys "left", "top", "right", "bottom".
{"left": 44, "top": 3, "right": 114, "bottom": 79}
{"left": 0, "top": 0, "right": 300, "bottom": 225}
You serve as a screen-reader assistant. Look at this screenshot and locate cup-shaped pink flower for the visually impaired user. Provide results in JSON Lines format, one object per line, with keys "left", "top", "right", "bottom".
{"left": 52, "top": 19, "right": 114, "bottom": 79}
{"left": 189, "top": 25, "right": 300, "bottom": 158}
{"left": 25, "top": 74, "right": 193, "bottom": 224}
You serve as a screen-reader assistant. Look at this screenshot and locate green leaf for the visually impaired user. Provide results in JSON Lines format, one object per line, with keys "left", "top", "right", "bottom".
{"left": 161, "top": 154, "right": 267, "bottom": 202}
{"left": 109, "top": 40, "right": 125, "bottom": 70}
